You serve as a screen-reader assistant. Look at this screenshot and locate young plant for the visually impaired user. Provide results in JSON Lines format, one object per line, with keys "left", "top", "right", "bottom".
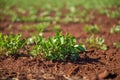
{"left": 52, "top": 24, "right": 61, "bottom": 32}
{"left": 20, "top": 25, "right": 33, "bottom": 31}
{"left": 106, "top": 10, "right": 120, "bottom": 18}
{"left": 86, "top": 35, "right": 107, "bottom": 50}
{"left": 30, "top": 32, "right": 86, "bottom": 60}
{"left": 84, "top": 25, "right": 100, "bottom": 34}
{"left": 35, "top": 22, "right": 50, "bottom": 32}
{"left": 2, "top": 34, "right": 26, "bottom": 56}
{"left": 113, "top": 42, "right": 120, "bottom": 49}
{"left": 110, "top": 25, "right": 120, "bottom": 34}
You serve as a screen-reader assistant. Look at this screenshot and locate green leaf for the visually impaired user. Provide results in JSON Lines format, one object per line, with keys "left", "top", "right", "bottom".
{"left": 86, "top": 35, "right": 107, "bottom": 50}
{"left": 76, "top": 45, "right": 86, "bottom": 52}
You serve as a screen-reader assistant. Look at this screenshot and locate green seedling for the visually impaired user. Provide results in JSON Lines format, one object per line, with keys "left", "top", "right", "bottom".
{"left": 69, "top": 6, "right": 76, "bottom": 13}
{"left": 18, "top": 15, "right": 37, "bottom": 22}
{"left": 52, "top": 16, "right": 60, "bottom": 24}
{"left": 29, "top": 8, "right": 38, "bottom": 16}
{"left": 2, "top": 9, "right": 18, "bottom": 22}
{"left": 30, "top": 32, "right": 86, "bottom": 60}
{"left": 113, "top": 42, "right": 120, "bottom": 49}
{"left": 2, "top": 34, "right": 26, "bottom": 56}
{"left": 21, "top": 25, "right": 31, "bottom": 31}
{"left": 80, "top": 17, "right": 90, "bottom": 23}
{"left": 110, "top": 25, "right": 120, "bottom": 34}
{"left": 80, "top": 10, "right": 87, "bottom": 18}
{"left": 39, "top": 16, "right": 53, "bottom": 22}
{"left": 84, "top": 25, "right": 100, "bottom": 34}
{"left": 35, "top": 22, "right": 50, "bottom": 32}
{"left": 52, "top": 24, "right": 61, "bottom": 32}
{"left": 20, "top": 25, "right": 34, "bottom": 31}
{"left": 62, "top": 15, "right": 80, "bottom": 23}
{"left": 106, "top": 10, "right": 120, "bottom": 18}
{"left": 17, "top": 8, "right": 26, "bottom": 14}
{"left": 40, "top": 11, "right": 50, "bottom": 17}
{"left": 86, "top": 35, "right": 107, "bottom": 50}
{"left": 61, "top": 16, "right": 72, "bottom": 23}
{"left": 79, "top": 10, "right": 91, "bottom": 23}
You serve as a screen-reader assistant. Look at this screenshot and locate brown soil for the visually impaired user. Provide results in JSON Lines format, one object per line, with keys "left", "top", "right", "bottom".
{"left": 0, "top": 9, "right": 120, "bottom": 80}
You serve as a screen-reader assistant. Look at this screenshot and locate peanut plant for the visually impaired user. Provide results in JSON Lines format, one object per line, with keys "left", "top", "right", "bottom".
{"left": 30, "top": 32, "right": 86, "bottom": 60}
{"left": 0, "top": 32, "right": 86, "bottom": 60}
{"left": 86, "top": 35, "right": 107, "bottom": 50}
{"left": 113, "top": 42, "right": 120, "bottom": 49}
{"left": 110, "top": 25, "right": 120, "bottom": 34}
{"left": 84, "top": 25, "right": 100, "bottom": 34}
{"left": 35, "top": 22, "right": 50, "bottom": 32}
{"left": 52, "top": 24, "right": 61, "bottom": 32}
{"left": 1, "top": 34, "right": 26, "bottom": 56}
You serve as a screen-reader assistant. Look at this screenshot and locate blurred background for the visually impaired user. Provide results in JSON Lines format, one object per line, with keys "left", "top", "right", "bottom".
{"left": 0, "top": 0, "right": 120, "bottom": 23}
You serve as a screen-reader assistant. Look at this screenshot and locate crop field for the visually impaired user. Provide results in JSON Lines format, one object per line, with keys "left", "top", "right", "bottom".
{"left": 0, "top": 0, "right": 120, "bottom": 80}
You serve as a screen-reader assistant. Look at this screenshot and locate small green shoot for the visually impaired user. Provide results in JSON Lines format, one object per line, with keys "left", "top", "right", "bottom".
{"left": 86, "top": 35, "right": 107, "bottom": 50}
{"left": 2, "top": 34, "right": 26, "bottom": 56}
{"left": 106, "top": 10, "right": 120, "bottom": 18}
{"left": 35, "top": 22, "right": 50, "bottom": 32}
{"left": 113, "top": 42, "right": 120, "bottom": 49}
{"left": 30, "top": 32, "right": 86, "bottom": 60}
{"left": 84, "top": 25, "right": 100, "bottom": 34}
{"left": 52, "top": 24, "right": 61, "bottom": 32}
{"left": 110, "top": 25, "right": 120, "bottom": 34}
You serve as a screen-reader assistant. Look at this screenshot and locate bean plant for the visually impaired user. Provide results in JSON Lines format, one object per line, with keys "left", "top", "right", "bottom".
{"left": 30, "top": 32, "right": 86, "bottom": 60}
{"left": 113, "top": 42, "right": 120, "bottom": 49}
{"left": 86, "top": 35, "right": 107, "bottom": 50}
{"left": 110, "top": 25, "right": 120, "bottom": 34}
{"left": 1, "top": 34, "right": 26, "bottom": 56}
{"left": 0, "top": 32, "right": 86, "bottom": 60}
{"left": 106, "top": 10, "right": 120, "bottom": 18}
{"left": 35, "top": 22, "right": 50, "bottom": 32}
{"left": 52, "top": 24, "right": 61, "bottom": 32}
{"left": 84, "top": 25, "right": 100, "bottom": 34}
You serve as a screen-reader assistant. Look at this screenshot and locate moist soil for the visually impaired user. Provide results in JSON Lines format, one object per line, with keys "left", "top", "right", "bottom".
{"left": 0, "top": 9, "right": 120, "bottom": 80}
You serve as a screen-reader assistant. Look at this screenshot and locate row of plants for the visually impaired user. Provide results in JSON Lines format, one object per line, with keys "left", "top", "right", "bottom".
{"left": 0, "top": 31, "right": 119, "bottom": 60}
{"left": 0, "top": 8, "right": 91, "bottom": 23}
{"left": 2, "top": 7, "right": 119, "bottom": 23}
{"left": 0, "top": 32, "right": 86, "bottom": 60}
{"left": 20, "top": 23, "right": 61, "bottom": 33}
{"left": 12, "top": 22, "right": 120, "bottom": 35}
{"left": 0, "top": 0, "right": 120, "bottom": 23}
{"left": 99, "top": 9, "right": 120, "bottom": 18}
{"left": 84, "top": 24, "right": 120, "bottom": 34}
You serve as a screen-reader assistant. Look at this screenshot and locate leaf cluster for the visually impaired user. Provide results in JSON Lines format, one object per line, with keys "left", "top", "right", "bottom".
{"left": 113, "top": 42, "right": 120, "bottom": 49}
{"left": 30, "top": 32, "right": 86, "bottom": 60}
{"left": 84, "top": 25, "right": 100, "bottom": 34}
{"left": 0, "top": 32, "right": 86, "bottom": 60}
{"left": 110, "top": 25, "right": 120, "bottom": 34}
{"left": 0, "top": 34, "right": 26, "bottom": 56}
{"left": 86, "top": 35, "right": 107, "bottom": 50}
{"left": 35, "top": 22, "right": 50, "bottom": 32}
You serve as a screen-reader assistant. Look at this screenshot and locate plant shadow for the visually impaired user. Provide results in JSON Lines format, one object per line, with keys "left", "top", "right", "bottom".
{"left": 53, "top": 55, "right": 105, "bottom": 65}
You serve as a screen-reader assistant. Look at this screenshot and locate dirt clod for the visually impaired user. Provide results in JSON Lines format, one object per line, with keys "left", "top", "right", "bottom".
{"left": 98, "top": 70, "right": 109, "bottom": 79}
